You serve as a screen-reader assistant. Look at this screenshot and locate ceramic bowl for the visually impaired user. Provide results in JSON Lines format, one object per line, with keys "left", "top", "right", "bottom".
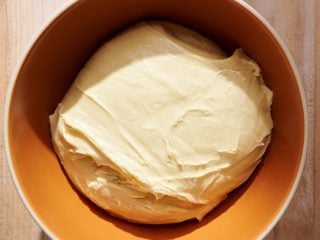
{"left": 4, "top": 0, "right": 307, "bottom": 239}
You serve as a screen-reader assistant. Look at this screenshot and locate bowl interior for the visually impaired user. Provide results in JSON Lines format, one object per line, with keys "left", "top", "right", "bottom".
{"left": 7, "top": 0, "right": 305, "bottom": 239}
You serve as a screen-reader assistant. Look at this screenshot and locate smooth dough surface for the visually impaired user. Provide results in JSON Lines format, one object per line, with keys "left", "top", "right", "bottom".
{"left": 50, "top": 21, "right": 273, "bottom": 224}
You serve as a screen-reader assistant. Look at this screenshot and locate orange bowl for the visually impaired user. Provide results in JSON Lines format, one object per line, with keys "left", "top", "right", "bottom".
{"left": 4, "top": 0, "right": 307, "bottom": 239}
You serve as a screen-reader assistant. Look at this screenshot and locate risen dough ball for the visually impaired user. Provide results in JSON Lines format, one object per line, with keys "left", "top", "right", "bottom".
{"left": 50, "top": 22, "right": 273, "bottom": 224}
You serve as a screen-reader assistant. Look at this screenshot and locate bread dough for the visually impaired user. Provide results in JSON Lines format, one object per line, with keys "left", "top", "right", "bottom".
{"left": 50, "top": 21, "right": 273, "bottom": 224}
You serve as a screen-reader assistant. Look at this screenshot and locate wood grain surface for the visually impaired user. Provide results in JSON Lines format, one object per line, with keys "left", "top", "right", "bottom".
{"left": 0, "top": 0, "right": 318, "bottom": 239}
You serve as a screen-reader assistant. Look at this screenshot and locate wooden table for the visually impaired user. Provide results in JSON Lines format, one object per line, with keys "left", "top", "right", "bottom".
{"left": 0, "top": 1, "right": 318, "bottom": 239}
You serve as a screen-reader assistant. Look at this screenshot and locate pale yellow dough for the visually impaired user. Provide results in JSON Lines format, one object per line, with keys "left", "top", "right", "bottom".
{"left": 50, "top": 22, "right": 273, "bottom": 224}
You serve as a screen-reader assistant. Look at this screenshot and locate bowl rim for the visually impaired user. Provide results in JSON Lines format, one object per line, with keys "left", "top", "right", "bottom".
{"left": 3, "top": 0, "right": 308, "bottom": 239}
